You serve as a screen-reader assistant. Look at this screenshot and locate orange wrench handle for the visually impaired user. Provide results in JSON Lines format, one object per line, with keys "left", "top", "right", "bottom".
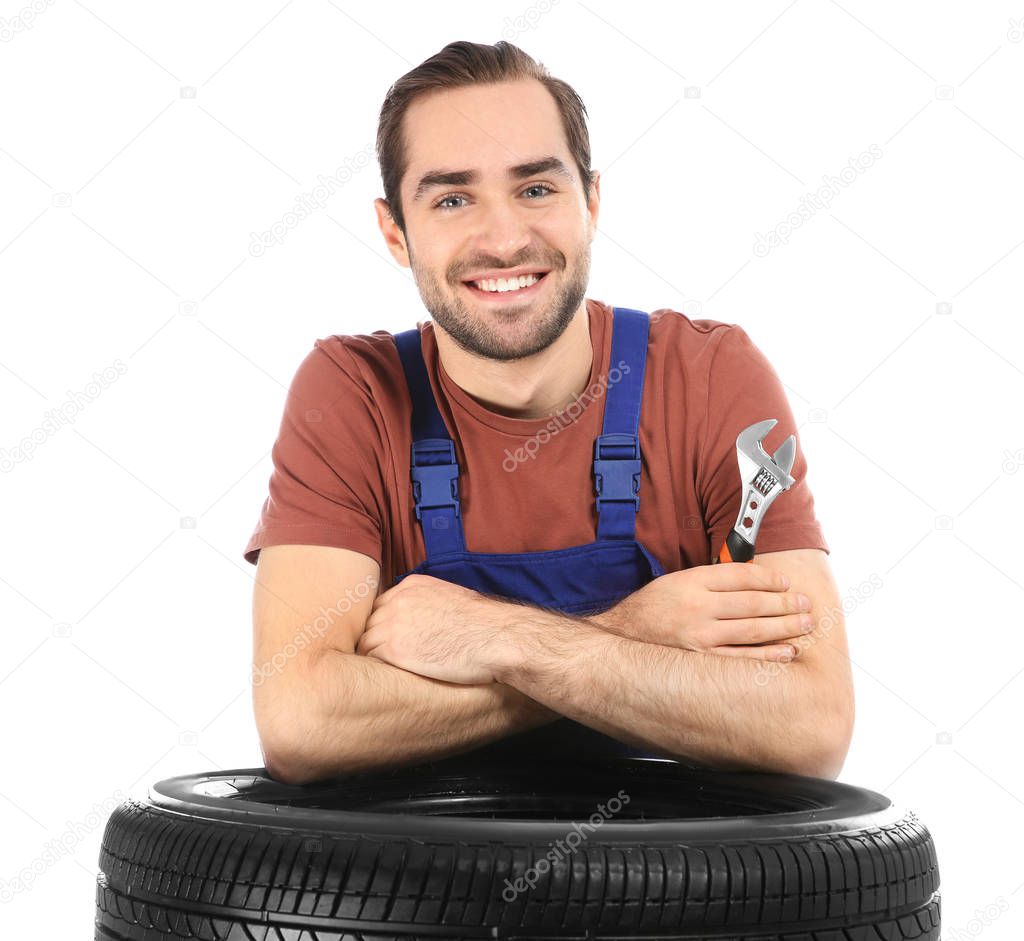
{"left": 715, "top": 529, "right": 756, "bottom": 564}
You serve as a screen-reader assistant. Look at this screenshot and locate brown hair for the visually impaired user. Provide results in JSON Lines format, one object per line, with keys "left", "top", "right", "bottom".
{"left": 376, "top": 40, "right": 594, "bottom": 236}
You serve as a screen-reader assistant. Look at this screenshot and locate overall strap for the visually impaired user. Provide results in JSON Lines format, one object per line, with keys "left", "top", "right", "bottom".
{"left": 394, "top": 328, "right": 467, "bottom": 557}
{"left": 594, "top": 307, "right": 651, "bottom": 540}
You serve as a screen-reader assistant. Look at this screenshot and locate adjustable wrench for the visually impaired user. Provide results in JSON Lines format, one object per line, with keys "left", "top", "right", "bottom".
{"left": 714, "top": 418, "right": 796, "bottom": 564}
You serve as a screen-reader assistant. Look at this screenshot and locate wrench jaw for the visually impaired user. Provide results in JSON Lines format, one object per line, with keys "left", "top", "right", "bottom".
{"left": 731, "top": 420, "right": 798, "bottom": 549}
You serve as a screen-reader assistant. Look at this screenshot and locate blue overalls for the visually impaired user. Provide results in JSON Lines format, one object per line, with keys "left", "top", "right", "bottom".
{"left": 392, "top": 306, "right": 668, "bottom": 761}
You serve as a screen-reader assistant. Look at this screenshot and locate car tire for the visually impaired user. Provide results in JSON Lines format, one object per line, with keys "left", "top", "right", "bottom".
{"left": 95, "top": 752, "right": 940, "bottom": 940}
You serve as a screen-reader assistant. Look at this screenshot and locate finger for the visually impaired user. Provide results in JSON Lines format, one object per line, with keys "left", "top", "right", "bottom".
{"left": 711, "top": 589, "right": 808, "bottom": 621}
{"left": 711, "top": 643, "right": 799, "bottom": 662}
{"left": 355, "top": 626, "right": 384, "bottom": 657}
{"left": 370, "top": 585, "right": 401, "bottom": 608}
{"left": 703, "top": 561, "right": 790, "bottom": 593}
{"left": 707, "top": 613, "right": 812, "bottom": 647}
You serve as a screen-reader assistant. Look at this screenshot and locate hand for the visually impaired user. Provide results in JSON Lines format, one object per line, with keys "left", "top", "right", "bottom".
{"left": 355, "top": 573, "right": 513, "bottom": 685}
{"left": 593, "top": 563, "right": 812, "bottom": 661}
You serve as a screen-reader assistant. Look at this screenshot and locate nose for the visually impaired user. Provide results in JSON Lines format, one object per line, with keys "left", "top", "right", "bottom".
{"left": 468, "top": 195, "right": 534, "bottom": 260}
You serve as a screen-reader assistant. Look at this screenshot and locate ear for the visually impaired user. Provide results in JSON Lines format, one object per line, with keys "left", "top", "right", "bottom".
{"left": 374, "top": 198, "right": 411, "bottom": 268}
{"left": 587, "top": 170, "right": 601, "bottom": 234}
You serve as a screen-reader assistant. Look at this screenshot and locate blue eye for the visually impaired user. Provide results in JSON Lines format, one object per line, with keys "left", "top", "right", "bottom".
{"left": 433, "top": 184, "right": 555, "bottom": 211}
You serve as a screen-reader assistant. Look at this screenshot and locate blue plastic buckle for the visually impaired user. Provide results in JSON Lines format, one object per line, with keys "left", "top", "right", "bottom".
{"left": 410, "top": 438, "right": 460, "bottom": 522}
{"left": 593, "top": 432, "right": 641, "bottom": 512}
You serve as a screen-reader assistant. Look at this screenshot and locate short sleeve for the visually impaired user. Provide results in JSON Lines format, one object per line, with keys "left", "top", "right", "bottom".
{"left": 243, "top": 342, "right": 384, "bottom": 567}
{"left": 699, "top": 325, "right": 829, "bottom": 561}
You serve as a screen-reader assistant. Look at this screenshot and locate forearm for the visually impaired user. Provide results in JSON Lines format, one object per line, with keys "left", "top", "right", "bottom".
{"left": 270, "top": 648, "right": 560, "bottom": 784}
{"left": 586, "top": 607, "right": 623, "bottom": 634}
{"left": 500, "top": 608, "right": 840, "bottom": 777}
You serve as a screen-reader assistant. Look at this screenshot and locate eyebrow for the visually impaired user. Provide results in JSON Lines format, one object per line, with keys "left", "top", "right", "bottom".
{"left": 411, "top": 156, "right": 575, "bottom": 202}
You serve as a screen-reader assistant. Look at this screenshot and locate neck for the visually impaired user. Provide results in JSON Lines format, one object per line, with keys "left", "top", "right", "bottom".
{"left": 434, "top": 303, "right": 593, "bottom": 420}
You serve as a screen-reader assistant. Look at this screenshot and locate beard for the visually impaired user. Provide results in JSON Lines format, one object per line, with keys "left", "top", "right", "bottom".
{"left": 408, "top": 241, "right": 591, "bottom": 363}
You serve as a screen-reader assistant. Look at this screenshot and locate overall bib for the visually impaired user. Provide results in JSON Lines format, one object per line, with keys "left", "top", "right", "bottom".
{"left": 392, "top": 306, "right": 668, "bottom": 761}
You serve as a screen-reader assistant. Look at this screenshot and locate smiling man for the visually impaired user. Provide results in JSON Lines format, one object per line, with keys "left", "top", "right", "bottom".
{"left": 244, "top": 41, "right": 854, "bottom": 786}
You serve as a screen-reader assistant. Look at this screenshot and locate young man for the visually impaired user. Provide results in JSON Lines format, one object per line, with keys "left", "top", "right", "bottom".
{"left": 244, "top": 41, "right": 854, "bottom": 785}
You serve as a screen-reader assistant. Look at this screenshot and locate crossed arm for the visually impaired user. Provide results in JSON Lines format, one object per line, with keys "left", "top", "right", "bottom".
{"left": 497, "top": 567, "right": 851, "bottom": 778}
{"left": 358, "top": 547, "right": 855, "bottom": 780}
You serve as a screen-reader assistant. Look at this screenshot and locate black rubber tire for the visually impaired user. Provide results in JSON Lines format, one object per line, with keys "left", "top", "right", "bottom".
{"left": 95, "top": 753, "right": 940, "bottom": 940}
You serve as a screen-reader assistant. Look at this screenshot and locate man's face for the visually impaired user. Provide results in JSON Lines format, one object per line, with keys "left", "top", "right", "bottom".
{"left": 376, "top": 79, "right": 599, "bottom": 362}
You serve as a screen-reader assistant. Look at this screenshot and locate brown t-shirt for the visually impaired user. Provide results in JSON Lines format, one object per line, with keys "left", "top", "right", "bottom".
{"left": 243, "top": 298, "right": 829, "bottom": 588}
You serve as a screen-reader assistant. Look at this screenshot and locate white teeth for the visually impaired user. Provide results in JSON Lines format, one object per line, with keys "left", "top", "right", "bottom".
{"left": 471, "top": 273, "right": 542, "bottom": 293}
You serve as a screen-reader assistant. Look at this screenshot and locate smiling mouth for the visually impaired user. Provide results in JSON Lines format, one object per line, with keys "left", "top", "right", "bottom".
{"left": 462, "top": 271, "right": 549, "bottom": 300}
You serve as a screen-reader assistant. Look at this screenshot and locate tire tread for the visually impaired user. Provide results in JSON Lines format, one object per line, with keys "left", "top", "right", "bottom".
{"left": 95, "top": 799, "right": 939, "bottom": 939}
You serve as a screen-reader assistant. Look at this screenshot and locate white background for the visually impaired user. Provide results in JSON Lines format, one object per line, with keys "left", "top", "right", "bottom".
{"left": 2, "top": 1, "right": 1023, "bottom": 937}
